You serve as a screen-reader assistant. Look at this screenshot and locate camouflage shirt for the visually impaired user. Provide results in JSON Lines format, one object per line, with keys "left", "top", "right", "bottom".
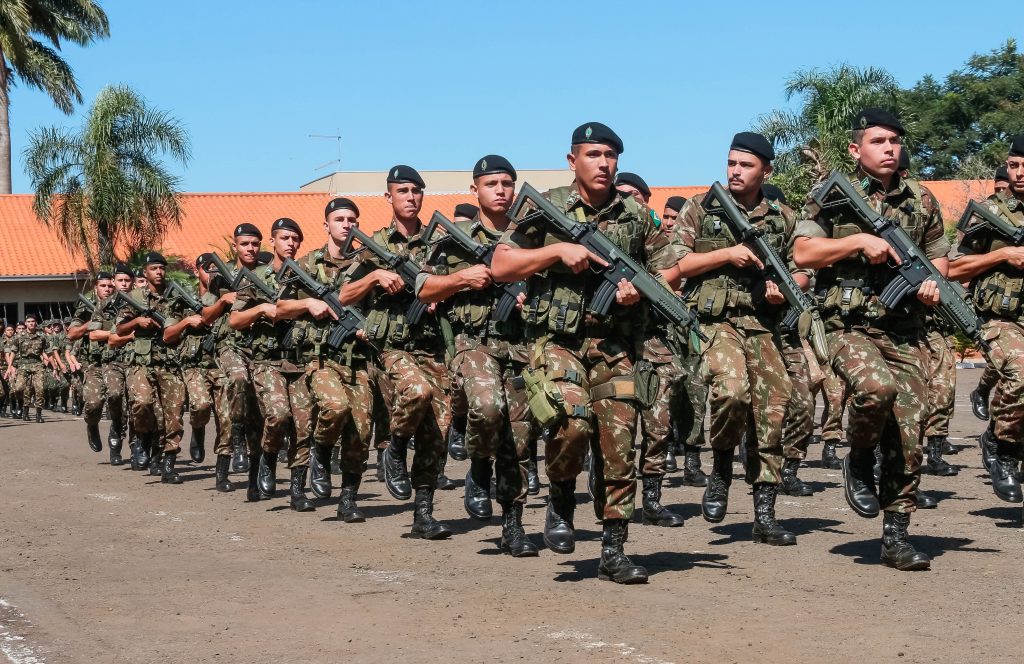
{"left": 166, "top": 284, "right": 217, "bottom": 368}
{"left": 954, "top": 189, "right": 1024, "bottom": 322}
{"left": 116, "top": 286, "right": 175, "bottom": 366}
{"left": 11, "top": 330, "right": 51, "bottom": 365}
{"left": 230, "top": 262, "right": 286, "bottom": 361}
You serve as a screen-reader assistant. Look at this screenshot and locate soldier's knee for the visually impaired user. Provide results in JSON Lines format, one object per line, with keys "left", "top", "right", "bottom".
{"left": 856, "top": 380, "right": 897, "bottom": 412}
{"left": 717, "top": 381, "right": 751, "bottom": 415}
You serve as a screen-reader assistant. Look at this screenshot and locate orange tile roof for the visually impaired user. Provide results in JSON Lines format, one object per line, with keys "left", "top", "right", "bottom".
{"left": 0, "top": 181, "right": 997, "bottom": 279}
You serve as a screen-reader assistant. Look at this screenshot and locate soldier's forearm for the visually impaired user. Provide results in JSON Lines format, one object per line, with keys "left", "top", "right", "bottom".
{"left": 947, "top": 251, "right": 1004, "bottom": 281}
{"left": 418, "top": 273, "right": 470, "bottom": 304}
{"left": 490, "top": 245, "right": 562, "bottom": 282}
{"left": 340, "top": 275, "right": 379, "bottom": 306}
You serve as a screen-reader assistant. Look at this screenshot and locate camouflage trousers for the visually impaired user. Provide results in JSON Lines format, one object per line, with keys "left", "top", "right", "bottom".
{"left": 815, "top": 361, "right": 847, "bottom": 443}
{"left": 250, "top": 360, "right": 314, "bottom": 468}
{"left": 70, "top": 370, "right": 83, "bottom": 407}
{"left": 0, "top": 373, "right": 8, "bottom": 405}
{"left": 981, "top": 320, "right": 1024, "bottom": 445}
{"left": 780, "top": 337, "right": 814, "bottom": 461}
{"left": 82, "top": 363, "right": 107, "bottom": 426}
{"left": 126, "top": 364, "right": 186, "bottom": 454}
{"left": 216, "top": 347, "right": 261, "bottom": 452}
{"left": 104, "top": 362, "right": 130, "bottom": 436}
{"left": 307, "top": 357, "right": 373, "bottom": 476}
{"left": 13, "top": 363, "right": 46, "bottom": 409}
{"left": 678, "top": 353, "right": 708, "bottom": 447}
{"left": 924, "top": 330, "right": 956, "bottom": 439}
{"left": 701, "top": 321, "right": 792, "bottom": 485}
{"left": 182, "top": 366, "right": 228, "bottom": 457}
{"left": 369, "top": 362, "right": 393, "bottom": 449}
{"left": 979, "top": 363, "right": 999, "bottom": 392}
{"left": 538, "top": 336, "right": 640, "bottom": 521}
{"left": 450, "top": 336, "right": 535, "bottom": 506}
{"left": 637, "top": 338, "right": 687, "bottom": 477}
{"left": 380, "top": 349, "right": 450, "bottom": 490}
{"left": 827, "top": 327, "right": 927, "bottom": 513}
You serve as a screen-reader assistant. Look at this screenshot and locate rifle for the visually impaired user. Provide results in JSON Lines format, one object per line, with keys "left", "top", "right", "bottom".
{"left": 957, "top": 200, "right": 1024, "bottom": 247}
{"left": 812, "top": 171, "right": 987, "bottom": 350}
{"left": 509, "top": 182, "right": 705, "bottom": 342}
{"left": 205, "top": 253, "right": 278, "bottom": 300}
{"left": 277, "top": 258, "right": 366, "bottom": 350}
{"left": 341, "top": 227, "right": 429, "bottom": 325}
{"left": 701, "top": 182, "right": 829, "bottom": 362}
{"left": 165, "top": 280, "right": 216, "bottom": 354}
{"left": 206, "top": 254, "right": 242, "bottom": 291}
{"left": 114, "top": 290, "right": 166, "bottom": 327}
{"left": 76, "top": 294, "right": 98, "bottom": 316}
{"left": 422, "top": 211, "right": 526, "bottom": 322}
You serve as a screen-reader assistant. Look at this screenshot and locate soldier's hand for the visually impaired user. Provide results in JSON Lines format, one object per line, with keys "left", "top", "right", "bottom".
{"left": 459, "top": 265, "right": 493, "bottom": 291}
{"left": 560, "top": 244, "right": 608, "bottom": 274}
{"left": 764, "top": 280, "right": 785, "bottom": 304}
{"left": 614, "top": 279, "right": 641, "bottom": 306}
{"left": 260, "top": 302, "right": 278, "bottom": 321}
{"left": 859, "top": 235, "right": 901, "bottom": 265}
{"left": 186, "top": 315, "right": 204, "bottom": 328}
{"left": 726, "top": 245, "right": 764, "bottom": 270}
{"left": 306, "top": 300, "right": 337, "bottom": 320}
{"left": 137, "top": 317, "right": 158, "bottom": 330}
{"left": 426, "top": 302, "right": 437, "bottom": 314}
{"left": 220, "top": 291, "right": 238, "bottom": 305}
{"left": 515, "top": 292, "right": 527, "bottom": 311}
{"left": 917, "top": 279, "right": 940, "bottom": 306}
{"left": 355, "top": 329, "right": 367, "bottom": 341}
{"left": 1000, "top": 246, "right": 1024, "bottom": 269}
{"left": 374, "top": 270, "right": 405, "bottom": 295}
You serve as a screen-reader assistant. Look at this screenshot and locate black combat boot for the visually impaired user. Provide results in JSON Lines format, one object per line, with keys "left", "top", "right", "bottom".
{"left": 245, "top": 453, "right": 261, "bottom": 502}
{"left": 464, "top": 457, "right": 494, "bottom": 521}
{"left": 189, "top": 427, "right": 205, "bottom": 464}
{"left": 330, "top": 446, "right": 341, "bottom": 475}
{"left": 129, "top": 434, "right": 146, "bottom": 471}
{"left": 108, "top": 431, "right": 124, "bottom": 466}
{"left": 309, "top": 444, "right": 333, "bottom": 499}
{"left": 925, "top": 435, "right": 957, "bottom": 476}
{"left": 526, "top": 439, "right": 541, "bottom": 495}
{"left": 597, "top": 519, "right": 648, "bottom": 584}
{"left": 821, "top": 438, "right": 843, "bottom": 469}
{"left": 701, "top": 448, "right": 733, "bottom": 523}
{"left": 980, "top": 425, "right": 998, "bottom": 472}
{"left": 664, "top": 445, "right": 678, "bottom": 474}
{"left": 22, "top": 406, "right": 30, "bottom": 422}
{"left": 880, "top": 512, "right": 931, "bottom": 571}
{"left": 149, "top": 436, "right": 164, "bottom": 477}
{"left": 543, "top": 480, "right": 576, "bottom": 554}
{"left": 499, "top": 502, "right": 538, "bottom": 557}
{"left": 161, "top": 453, "right": 183, "bottom": 484}
{"left": 915, "top": 488, "right": 937, "bottom": 509}
{"left": 60, "top": 396, "right": 68, "bottom": 413}
{"left": 436, "top": 459, "right": 457, "bottom": 491}
{"left": 970, "top": 385, "right": 990, "bottom": 420}
{"left": 375, "top": 446, "right": 386, "bottom": 483}
{"left": 641, "top": 476, "right": 684, "bottom": 527}
{"left": 780, "top": 457, "right": 813, "bottom": 496}
{"left": 843, "top": 447, "right": 880, "bottom": 518}
{"left": 337, "top": 473, "right": 365, "bottom": 523}
{"left": 230, "top": 423, "right": 249, "bottom": 472}
{"left": 410, "top": 488, "right": 452, "bottom": 539}
{"left": 289, "top": 467, "right": 315, "bottom": 512}
{"left": 752, "top": 483, "right": 797, "bottom": 545}
{"left": 448, "top": 415, "right": 467, "bottom": 461}
{"left": 989, "top": 439, "right": 1023, "bottom": 503}
{"left": 257, "top": 450, "right": 277, "bottom": 499}
{"left": 381, "top": 435, "right": 412, "bottom": 500}
{"left": 681, "top": 444, "right": 708, "bottom": 487}
{"left": 35, "top": 407, "right": 43, "bottom": 423}
{"left": 215, "top": 455, "right": 235, "bottom": 492}
{"left": 87, "top": 422, "right": 102, "bottom": 453}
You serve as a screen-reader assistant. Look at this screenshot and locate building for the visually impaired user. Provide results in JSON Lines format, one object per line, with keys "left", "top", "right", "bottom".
{"left": 299, "top": 169, "right": 574, "bottom": 194}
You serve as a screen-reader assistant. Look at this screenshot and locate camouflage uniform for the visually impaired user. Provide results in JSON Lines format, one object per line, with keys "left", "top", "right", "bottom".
{"left": 99, "top": 295, "right": 131, "bottom": 442}
{"left": 798, "top": 169, "right": 950, "bottom": 513}
{"left": 780, "top": 337, "right": 815, "bottom": 462}
{"left": 10, "top": 330, "right": 51, "bottom": 410}
{"left": 923, "top": 320, "right": 956, "bottom": 440}
{"left": 816, "top": 358, "right": 847, "bottom": 444}
{"left": 71, "top": 294, "right": 108, "bottom": 427}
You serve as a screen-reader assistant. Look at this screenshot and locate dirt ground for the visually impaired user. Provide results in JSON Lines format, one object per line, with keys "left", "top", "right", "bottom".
{"left": 0, "top": 367, "right": 1021, "bottom": 664}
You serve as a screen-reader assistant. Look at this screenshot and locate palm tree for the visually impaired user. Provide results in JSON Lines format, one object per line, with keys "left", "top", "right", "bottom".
{"left": 24, "top": 84, "right": 191, "bottom": 270}
{"left": 0, "top": 0, "right": 109, "bottom": 194}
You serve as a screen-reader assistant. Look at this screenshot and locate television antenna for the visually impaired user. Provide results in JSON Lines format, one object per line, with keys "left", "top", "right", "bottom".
{"left": 309, "top": 131, "right": 342, "bottom": 172}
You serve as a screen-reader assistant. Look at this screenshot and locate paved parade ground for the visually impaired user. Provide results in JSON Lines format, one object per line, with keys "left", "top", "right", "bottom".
{"left": 0, "top": 368, "right": 1020, "bottom": 664}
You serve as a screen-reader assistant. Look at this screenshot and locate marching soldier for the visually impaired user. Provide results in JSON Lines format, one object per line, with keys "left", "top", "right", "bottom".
{"left": 5, "top": 314, "right": 52, "bottom": 423}
{"left": 67, "top": 272, "right": 115, "bottom": 455}
{"left": 104, "top": 264, "right": 137, "bottom": 462}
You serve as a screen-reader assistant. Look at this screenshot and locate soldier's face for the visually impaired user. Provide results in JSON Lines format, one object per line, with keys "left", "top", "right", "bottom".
{"left": 568, "top": 144, "right": 617, "bottom": 193}
{"left": 3, "top": 327, "right": 12, "bottom": 337}
{"left": 616, "top": 184, "right": 649, "bottom": 205}
{"left": 472, "top": 173, "right": 515, "bottom": 215}
{"left": 96, "top": 280, "right": 114, "bottom": 299}
{"left": 1006, "top": 157, "right": 1024, "bottom": 194}
{"left": 134, "top": 276, "right": 148, "bottom": 289}
{"left": 727, "top": 150, "right": 770, "bottom": 197}
{"left": 16, "top": 324, "right": 25, "bottom": 334}
{"left": 197, "top": 266, "right": 210, "bottom": 289}
{"left": 995, "top": 180, "right": 1010, "bottom": 194}
{"left": 144, "top": 263, "right": 165, "bottom": 287}
{"left": 386, "top": 183, "right": 424, "bottom": 222}
{"left": 114, "top": 274, "right": 132, "bottom": 292}
{"left": 662, "top": 207, "right": 679, "bottom": 233}
{"left": 272, "top": 229, "right": 302, "bottom": 259}
{"left": 234, "top": 235, "right": 261, "bottom": 266}
{"left": 850, "top": 127, "right": 900, "bottom": 177}
{"left": 325, "top": 209, "right": 359, "bottom": 243}
{"left": 26, "top": 319, "right": 37, "bottom": 332}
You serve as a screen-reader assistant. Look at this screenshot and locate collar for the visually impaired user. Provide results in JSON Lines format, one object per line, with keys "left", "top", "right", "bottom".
{"left": 854, "top": 166, "right": 908, "bottom": 198}
{"left": 564, "top": 181, "right": 620, "bottom": 216}
{"left": 386, "top": 218, "right": 423, "bottom": 242}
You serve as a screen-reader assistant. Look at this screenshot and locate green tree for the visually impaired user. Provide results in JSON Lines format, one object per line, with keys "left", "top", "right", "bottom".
{"left": 25, "top": 84, "right": 191, "bottom": 270}
{"left": 754, "top": 65, "right": 912, "bottom": 204}
{"left": 0, "top": 0, "right": 109, "bottom": 194}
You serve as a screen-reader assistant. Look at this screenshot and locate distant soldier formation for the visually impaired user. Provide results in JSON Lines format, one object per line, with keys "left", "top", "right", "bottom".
{"left": 4, "top": 112, "right": 1021, "bottom": 583}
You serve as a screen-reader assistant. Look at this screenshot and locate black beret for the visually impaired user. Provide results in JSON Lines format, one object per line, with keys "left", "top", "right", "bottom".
{"left": 386, "top": 164, "right": 425, "bottom": 188}
{"left": 96, "top": 271, "right": 113, "bottom": 280}
{"left": 571, "top": 122, "right": 623, "bottom": 154}
{"left": 1008, "top": 136, "right": 1024, "bottom": 158}
{"left": 664, "top": 196, "right": 686, "bottom": 212}
{"left": 271, "top": 217, "right": 303, "bottom": 241}
{"left": 761, "top": 183, "right": 787, "bottom": 205}
{"left": 852, "top": 107, "right": 904, "bottom": 135}
{"left": 144, "top": 251, "right": 167, "bottom": 266}
{"left": 113, "top": 263, "right": 134, "bottom": 278}
{"left": 453, "top": 203, "right": 479, "bottom": 219}
{"left": 730, "top": 132, "right": 775, "bottom": 162}
{"left": 233, "top": 222, "right": 263, "bottom": 240}
{"left": 473, "top": 154, "right": 517, "bottom": 180}
{"left": 995, "top": 165, "right": 1010, "bottom": 182}
{"left": 24, "top": 314, "right": 36, "bottom": 322}
{"left": 615, "top": 172, "right": 651, "bottom": 197}
{"left": 195, "top": 252, "right": 215, "bottom": 270}
{"left": 897, "top": 148, "right": 910, "bottom": 171}
{"left": 325, "top": 197, "right": 359, "bottom": 218}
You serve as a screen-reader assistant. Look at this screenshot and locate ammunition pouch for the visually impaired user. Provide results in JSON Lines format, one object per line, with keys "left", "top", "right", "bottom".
{"left": 514, "top": 366, "right": 590, "bottom": 430}
{"left": 974, "top": 272, "right": 1024, "bottom": 319}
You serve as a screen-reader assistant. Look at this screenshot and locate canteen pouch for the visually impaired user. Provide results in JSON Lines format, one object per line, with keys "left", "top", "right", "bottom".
{"left": 633, "top": 359, "right": 659, "bottom": 409}
{"left": 519, "top": 367, "right": 566, "bottom": 430}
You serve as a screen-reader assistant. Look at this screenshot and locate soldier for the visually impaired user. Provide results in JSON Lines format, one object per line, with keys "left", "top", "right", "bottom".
{"left": 67, "top": 272, "right": 115, "bottom": 455}
{"left": 0, "top": 323, "right": 14, "bottom": 417}
{"left": 5, "top": 314, "right": 52, "bottom": 422}
{"left": 948, "top": 135, "right": 1024, "bottom": 506}
{"left": 674, "top": 132, "right": 798, "bottom": 544}
{"left": 615, "top": 172, "right": 652, "bottom": 206}
{"left": 453, "top": 203, "right": 479, "bottom": 222}
{"left": 446, "top": 204, "right": 480, "bottom": 466}
{"left": 340, "top": 164, "right": 453, "bottom": 540}
{"left": 103, "top": 264, "right": 137, "bottom": 461}
{"left": 492, "top": 122, "right": 679, "bottom": 583}
{"left": 794, "top": 108, "right": 949, "bottom": 570}
{"left": 52, "top": 320, "right": 71, "bottom": 413}
{"left": 297, "top": 198, "right": 377, "bottom": 522}
{"left": 419, "top": 154, "right": 539, "bottom": 555}
{"left": 662, "top": 196, "right": 686, "bottom": 236}
{"left": 116, "top": 252, "right": 188, "bottom": 484}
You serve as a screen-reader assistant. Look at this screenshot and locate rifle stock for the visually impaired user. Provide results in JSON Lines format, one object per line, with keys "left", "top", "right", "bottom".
{"left": 341, "top": 226, "right": 428, "bottom": 325}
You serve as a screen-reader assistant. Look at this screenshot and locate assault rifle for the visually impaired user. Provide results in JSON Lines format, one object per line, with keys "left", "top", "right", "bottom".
{"left": 278, "top": 259, "right": 366, "bottom": 350}
{"left": 165, "top": 280, "right": 216, "bottom": 354}
{"left": 812, "top": 171, "right": 987, "bottom": 349}
{"left": 205, "top": 253, "right": 277, "bottom": 299}
{"left": 114, "top": 290, "right": 166, "bottom": 327}
{"left": 702, "top": 182, "right": 829, "bottom": 362}
{"left": 422, "top": 211, "right": 526, "bottom": 322}
{"left": 76, "top": 294, "right": 98, "bottom": 315}
{"left": 509, "top": 182, "right": 705, "bottom": 341}
{"left": 341, "top": 227, "right": 428, "bottom": 325}
{"left": 957, "top": 200, "right": 1024, "bottom": 247}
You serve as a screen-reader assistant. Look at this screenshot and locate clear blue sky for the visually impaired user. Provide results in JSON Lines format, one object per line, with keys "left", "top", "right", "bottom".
{"left": 7, "top": 0, "right": 1020, "bottom": 193}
